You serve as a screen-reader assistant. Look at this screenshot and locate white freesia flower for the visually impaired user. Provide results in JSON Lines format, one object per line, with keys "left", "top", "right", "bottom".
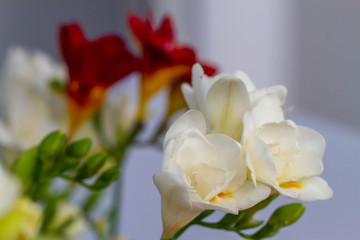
{"left": 102, "top": 93, "right": 137, "bottom": 145}
{"left": 48, "top": 201, "right": 88, "bottom": 238}
{"left": 182, "top": 63, "right": 286, "bottom": 141}
{"left": 0, "top": 164, "right": 20, "bottom": 218}
{"left": 183, "top": 63, "right": 333, "bottom": 202}
{"left": 242, "top": 113, "right": 333, "bottom": 201}
{"left": 154, "top": 110, "right": 270, "bottom": 239}
{"left": 0, "top": 164, "right": 42, "bottom": 240}
{"left": 0, "top": 47, "right": 67, "bottom": 154}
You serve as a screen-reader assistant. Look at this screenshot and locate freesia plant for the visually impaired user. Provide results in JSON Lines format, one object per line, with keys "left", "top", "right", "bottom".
{"left": 0, "top": 12, "right": 332, "bottom": 240}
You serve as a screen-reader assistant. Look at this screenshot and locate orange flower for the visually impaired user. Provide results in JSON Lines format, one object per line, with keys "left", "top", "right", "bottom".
{"left": 128, "top": 13, "right": 216, "bottom": 119}
{"left": 59, "top": 23, "right": 138, "bottom": 135}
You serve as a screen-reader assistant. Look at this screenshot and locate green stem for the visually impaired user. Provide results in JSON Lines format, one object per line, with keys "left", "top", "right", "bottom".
{"left": 109, "top": 168, "right": 123, "bottom": 238}
{"left": 108, "top": 122, "right": 143, "bottom": 239}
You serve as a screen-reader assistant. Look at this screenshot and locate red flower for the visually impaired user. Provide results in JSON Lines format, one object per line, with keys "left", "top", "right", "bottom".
{"left": 128, "top": 13, "right": 216, "bottom": 119}
{"left": 59, "top": 23, "right": 138, "bottom": 135}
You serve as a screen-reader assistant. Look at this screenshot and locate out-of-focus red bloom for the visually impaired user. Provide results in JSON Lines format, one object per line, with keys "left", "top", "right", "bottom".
{"left": 59, "top": 23, "right": 138, "bottom": 135}
{"left": 128, "top": 13, "right": 216, "bottom": 120}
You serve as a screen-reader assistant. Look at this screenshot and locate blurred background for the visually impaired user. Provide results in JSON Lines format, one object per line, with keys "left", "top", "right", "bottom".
{"left": 0, "top": 0, "right": 358, "bottom": 239}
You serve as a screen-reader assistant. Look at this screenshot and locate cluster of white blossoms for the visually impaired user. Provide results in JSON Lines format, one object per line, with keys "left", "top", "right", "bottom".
{"left": 0, "top": 164, "right": 42, "bottom": 240}
{"left": 154, "top": 64, "right": 333, "bottom": 238}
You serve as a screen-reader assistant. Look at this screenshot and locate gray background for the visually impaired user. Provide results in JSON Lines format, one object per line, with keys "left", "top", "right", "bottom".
{"left": 0, "top": 1, "right": 358, "bottom": 239}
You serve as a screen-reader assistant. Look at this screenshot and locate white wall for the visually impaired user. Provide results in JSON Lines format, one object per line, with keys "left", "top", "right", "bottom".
{"left": 294, "top": 0, "right": 360, "bottom": 128}
{"left": 150, "top": 0, "right": 298, "bottom": 106}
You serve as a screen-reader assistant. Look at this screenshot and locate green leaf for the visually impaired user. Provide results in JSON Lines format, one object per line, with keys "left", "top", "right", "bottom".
{"left": 65, "top": 138, "right": 92, "bottom": 158}
{"left": 39, "top": 130, "right": 67, "bottom": 160}
{"left": 91, "top": 167, "right": 119, "bottom": 191}
{"left": 13, "top": 147, "right": 38, "bottom": 185}
{"left": 76, "top": 153, "right": 107, "bottom": 180}
{"left": 246, "top": 203, "right": 305, "bottom": 239}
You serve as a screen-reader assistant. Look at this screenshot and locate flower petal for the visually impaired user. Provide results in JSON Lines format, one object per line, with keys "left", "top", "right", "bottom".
{"left": 233, "top": 181, "right": 271, "bottom": 210}
{"left": 206, "top": 134, "right": 247, "bottom": 187}
{"left": 0, "top": 121, "right": 13, "bottom": 146}
{"left": 250, "top": 85, "right": 287, "bottom": 106}
{"left": 173, "top": 129, "right": 217, "bottom": 175}
{"left": 246, "top": 135, "right": 277, "bottom": 186}
{"left": 164, "top": 110, "right": 206, "bottom": 145}
{"left": 215, "top": 70, "right": 256, "bottom": 92}
{"left": 0, "top": 166, "right": 20, "bottom": 218}
{"left": 153, "top": 171, "right": 201, "bottom": 239}
{"left": 181, "top": 83, "right": 198, "bottom": 109}
{"left": 250, "top": 95, "right": 284, "bottom": 128}
{"left": 277, "top": 177, "right": 333, "bottom": 201}
{"left": 206, "top": 77, "right": 250, "bottom": 140}
{"left": 298, "top": 126, "right": 326, "bottom": 157}
{"left": 278, "top": 125, "right": 325, "bottom": 181}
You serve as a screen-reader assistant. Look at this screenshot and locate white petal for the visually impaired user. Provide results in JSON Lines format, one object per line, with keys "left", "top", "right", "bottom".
{"left": 191, "top": 63, "right": 204, "bottom": 87}
{"left": 279, "top": 149, "right": 324, "bottom": 182}
{"left": 173, "top": 129, "right": 217, "bottom": 175}
{"left": 278, "top": 177, "right": 333, "bottom": 201}
{"left": 250, "top": 85, "right": 287, "bottom": 106}
{"left": 241, "top": 111, "right": 256, "bottom": 145}
{"left": 246, "top": 135, "right": 277, "bottom": 185}
{"left": 206, "top": 134, "right": 247, "bottom": 187}
{"left": 206, "top": 78, "right": 250, "bottom": 140}
{"left": 153, "top": 171, "right": 202, "bottom": 239}
{"left": 277, "top": 125, "right": 325, "bottom": 181}
{"left": 181, "top": 83, "right": 198, "bottom": 110}
{"left": 192, "top": 198, "right": 239, "bottom": 214}
{"left": 233, "top": 181, "right": 271, "bottom": 210}
{"left": 297, "top": 177, "right": 333, "bottom": 201}
{"left": 214, "top": 70, "right": 256, "bottom": 92}
{"left": 298, "top": 126, "right": 326, "bottom": 157}
{"left": 257, "top": 121, "right": 298, "bottom": 155}
{"left": 0, "top": 120, "right": 14, "bottom": 145}
{"left": 164, "top": 110, "right": 207, "bottom": 145}
{"left": 0, "top": 165, "right": 20, "bottom": 218}
{"left": 250, "top": 95, "right": 284, "bottom": 128}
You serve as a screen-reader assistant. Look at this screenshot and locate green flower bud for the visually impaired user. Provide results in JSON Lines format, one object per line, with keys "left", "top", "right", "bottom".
{"left": 39, "top": 130, "right": 67, "bottom": 160}
{"left": 66, "top": 138, "right": 92, "bottom": 158}
{"left": 268, "top": 203, "right": 305, "bottom": 227}
{"left": 250, "top": 203, "right": 305, "bottom": 239}
{"left": 91, "top": 167, "right": 119, "bottom": 191}
{"left": 58, "top": 157, "right": 81, "bottom": 173}
{"left": 76, "top": 153, "right": 107, "bottom": 180}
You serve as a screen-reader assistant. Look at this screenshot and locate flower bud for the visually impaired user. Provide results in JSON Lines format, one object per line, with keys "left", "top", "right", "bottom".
{"left": 58, "top": 157, "right": 81, "bottom": 173}
{"left": 76, "top": 153, "right": 107, "bottom": 180}
{"left": 66, "top": 138, "right": 92, "bottom": 158}
{"left": 91, "top": 167, "right": 119, "bottom": 191}
{"left": 39, "top": 130, "right": 67, "bottom": 160}
{"left": 250, "top": 203, "right": 305, "bottom": 239}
